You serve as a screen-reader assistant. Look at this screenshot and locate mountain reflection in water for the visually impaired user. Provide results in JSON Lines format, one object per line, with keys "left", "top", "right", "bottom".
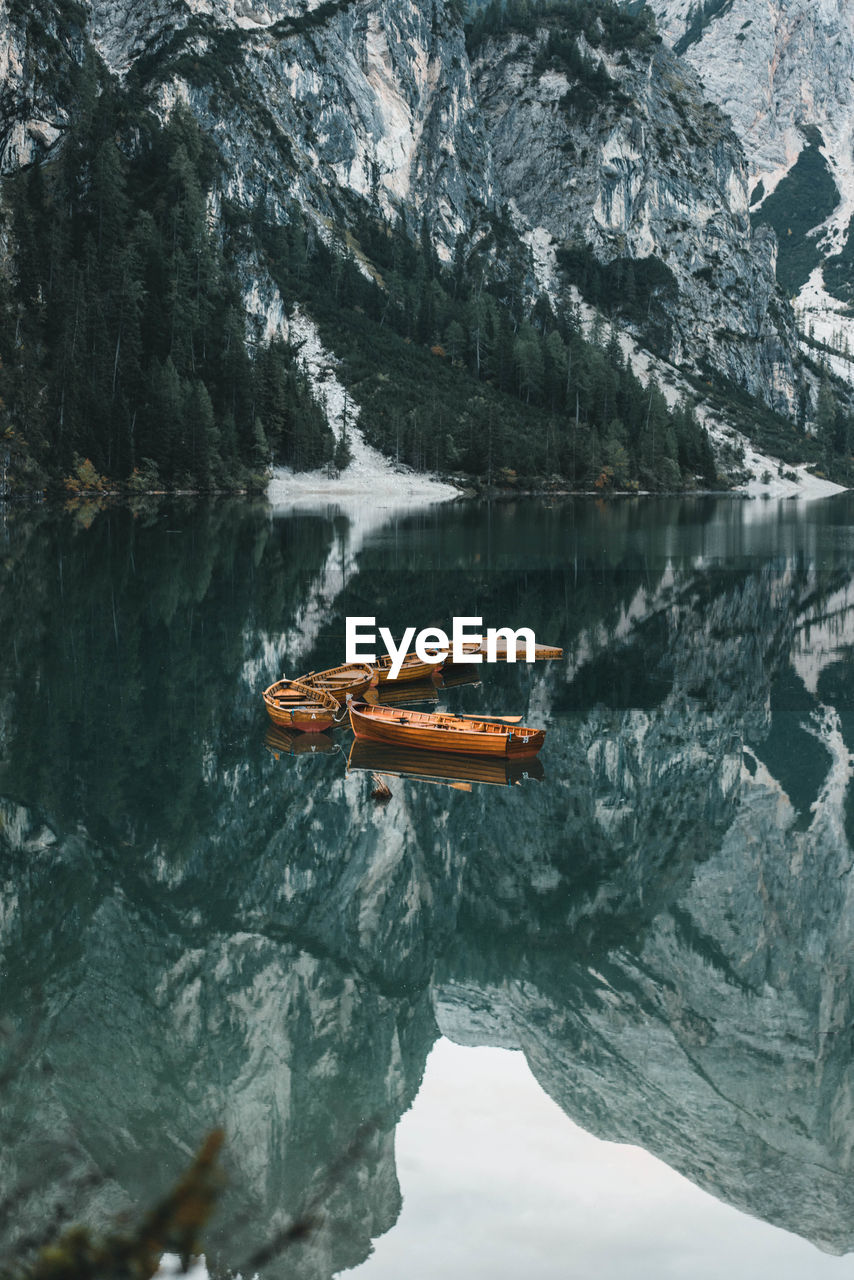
{"left": 2, "top": 495, "right": 854, "bottom": 1276}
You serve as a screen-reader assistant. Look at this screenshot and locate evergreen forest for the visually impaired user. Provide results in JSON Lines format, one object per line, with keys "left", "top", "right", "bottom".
{"left": 0, "top": 53, "right": 331, "bottom": 495}
{"left": 0, "top": 4, "right": 831, "bottom": 497}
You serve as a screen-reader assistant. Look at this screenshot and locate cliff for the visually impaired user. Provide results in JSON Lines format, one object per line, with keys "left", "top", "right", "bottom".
{"left": 648, "top": 0, "right": 854, "bottom": 379}
{"left": 0, "top": 0, "right": 823, "bottom": 490}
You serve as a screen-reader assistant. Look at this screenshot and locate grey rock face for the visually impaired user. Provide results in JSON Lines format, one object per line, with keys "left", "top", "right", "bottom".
{"left": 0, "top": 863, "right": 434, "bottom": 1275}
{"left": 647, "top": 0, "right": 854, "bottom": 354}
{"left": 90, "top": 0, "right": 496, "bottom": 252}
{"left": 648, "top": 0, "right": 854, "bottom": 198}
{"left": 0, "top": 0, "right": 80, "bottom": 171}
{"left": 471, "top": 24, "right": 800, "bottom": 413}
{"left": 0, "top": 0, "right": 806, "bottom": 421}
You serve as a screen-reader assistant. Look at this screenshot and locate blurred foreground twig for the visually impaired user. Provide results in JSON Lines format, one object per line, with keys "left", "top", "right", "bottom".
{"left": 1, "top": 1131, "right": 225, "bottom": 1280}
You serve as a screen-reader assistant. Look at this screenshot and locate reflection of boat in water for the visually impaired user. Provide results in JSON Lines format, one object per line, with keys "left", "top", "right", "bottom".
{"left": 265, "top": 726, "right": 339, "bottom": 757}
{"left": 348, "top": 740, "right": 544, "bottom": 790}
{"left": 262, "top": 678, "right": 342, "bottom": 732}
{"left": 372, "top": 652, "right": 444, "bottom": 684}
{"left": 372, "top": 665, "right": 479, "bottom": 705}
{"left": 299, "top": 663, "right": 376, "bottom": 703}
{"left": 455, "top": 638, "right": 563, "bottom": 662}
{"left": 433, "top": 662, "right": 481, "bottom": 690}
{"left": 348, "top": 701, "right": 546, "bottom": 758}
{"left": 371, "top": 678, "right": 439, "bottom": 708}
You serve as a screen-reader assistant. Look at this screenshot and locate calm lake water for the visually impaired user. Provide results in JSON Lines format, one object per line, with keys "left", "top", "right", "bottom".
{"left": 2, "top": 493, "right": 854, "bottom": 1276}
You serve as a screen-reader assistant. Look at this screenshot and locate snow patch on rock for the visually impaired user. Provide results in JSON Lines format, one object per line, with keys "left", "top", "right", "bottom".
{"left": 513, "top": 213, "right": 560, "bottom": 302}
{"left": 797, "top": 268, "right": 854, "bottom": 388}
{"left": 791, "top": 581, "right": 854, "bottom": 696}
{"left": 805, "top": 705, "right": 854, "bottom": 849}
{"left": 243, "top": 273, "right": 289, "bottom": 346}
{"left": 564, "top": 287, "right": 846, "bottom": 499}
{"left": 268, "top": 306, "right": 459, "bottom": 504}
{"left": 516, "top": 220, "right": 839, "bottom": 498}
{"left": 246, "top": 492, "right": 458, "bottom": 687}
{"left": 651, "top": 0, "right": 854, "bottom": 396}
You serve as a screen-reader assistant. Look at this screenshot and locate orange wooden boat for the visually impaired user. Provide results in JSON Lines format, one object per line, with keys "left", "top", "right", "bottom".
{"left": 455, "top": 638, "right": 563, "bottom": 663}
{"left": 348, "top": 700, "right": 545, "bottom": 758}
{"left": 263, "top": 678, "right": 342, "bottom": 733}
{"left": 299, "top": 663, "right": 376, "bottom": 704}
{"left": 372, "top": 652, "right": 445, "bottom": 684}
{"left": 348, "top": 740, "right": 544, "bottom": 789}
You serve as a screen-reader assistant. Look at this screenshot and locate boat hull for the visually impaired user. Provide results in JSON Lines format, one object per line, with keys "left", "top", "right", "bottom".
{"left": 300, "top": 664, "right": 376, "bottom": 704}
{"left": 454, "top": 639, "right": 563, "bottom": 663}
{"left": 373, "top": 652, "right": 445, "bottom": 684}
{"left": 262, "top": 678, "right": 341, "bottom": 733}
{"left": 264, "top": 703, "right": 335, "bottom": 733}
{"left": 348, "top": 702, "right": 545, "bottom": 758}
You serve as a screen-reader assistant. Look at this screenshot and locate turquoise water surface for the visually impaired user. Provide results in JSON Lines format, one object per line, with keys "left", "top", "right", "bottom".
{"left": 2, "top": 493, "right": 854, "bottom": 1276}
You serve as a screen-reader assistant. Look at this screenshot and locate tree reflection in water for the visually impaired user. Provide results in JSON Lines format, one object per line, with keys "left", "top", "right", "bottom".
{"left": 2, "top": 495, "right": 854, "bottom": 1275}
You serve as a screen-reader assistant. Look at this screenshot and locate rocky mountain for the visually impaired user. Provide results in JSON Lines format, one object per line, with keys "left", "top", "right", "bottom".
{"left": 0, "top": 0, "right": 840, "bottom": 495}
{"left": 3, "top": 499, "right": 854, "bottom": 1271}
{"left": 470, "top": 9, "right": 799, "bottom": 413}
{"left": 646, "top": 0, "right": 854, "bottom": 380}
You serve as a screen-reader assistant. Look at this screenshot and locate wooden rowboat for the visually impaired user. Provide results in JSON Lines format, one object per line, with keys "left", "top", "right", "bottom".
{"left": 372, "top": 652, "right": 445, "bottom": 684}
{"left": 348, "top": 700, "right": 545, "bottom": 758}
{"left": 348, "top": 740, "right": 544, "bottom": 789}
{"left": 299, "top": 663, "right": 376, "bottom": 704}
{"left": 454, "top": 638, "right": 563, "bottom": 663}
{"left": 263, "top": 678, "right": 342, "bottom": 733}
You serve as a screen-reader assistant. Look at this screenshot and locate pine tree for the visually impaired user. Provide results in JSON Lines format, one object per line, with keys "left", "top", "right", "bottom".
{"left": 184, "top": 381, "right": 215, "bottom": 486}
{"left": 816, "top": 375, "right": 837, "bottom": 464}
{"left": 334, "top": 428, "right": 352, "bottom": 472}
{"left": 514, "top": 324, "right": 545, "bottom": 404}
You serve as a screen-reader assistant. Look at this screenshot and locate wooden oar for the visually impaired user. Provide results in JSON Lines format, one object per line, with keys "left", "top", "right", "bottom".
{"left": 467, "top": 714, "right": 524, "bottom": 723}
